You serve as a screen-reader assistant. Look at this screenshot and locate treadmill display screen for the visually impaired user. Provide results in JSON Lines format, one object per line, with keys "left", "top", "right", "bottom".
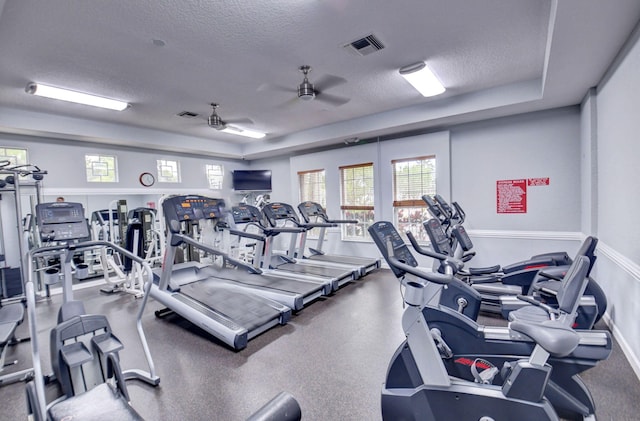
{"left": 164, "top": 196, "right": 226, "bottom": 225}
{"left": 231, "top": 205, "right": 261, "bottom": 223}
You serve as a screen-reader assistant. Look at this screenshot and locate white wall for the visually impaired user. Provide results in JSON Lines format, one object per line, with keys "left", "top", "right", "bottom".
{"left": 592, "top": 23, "right": 640, "bottom": 377}
{"left": 451, "top": 108, "right": 581, "bottom": 232}
{"left": 449, "top": 108, "right": 583, "bottom": 267}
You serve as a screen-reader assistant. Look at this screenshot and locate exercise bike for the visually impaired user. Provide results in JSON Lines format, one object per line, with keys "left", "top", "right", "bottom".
{"left": 369, "top": 221, "right": 611, "bottom": 420}
{"left": 411, "top": 217, "right": 604, "bottom": 329}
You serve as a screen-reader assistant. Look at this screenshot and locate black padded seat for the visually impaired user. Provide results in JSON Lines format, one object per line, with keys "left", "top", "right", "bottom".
{"left": 507, "top": 305, "right": 550, "bottom": 324}
{"left": 48, "top": 382, "right": 143, "bottom": 421}
{"left": 510, "top": 320, "right": 580, "bottom": 358}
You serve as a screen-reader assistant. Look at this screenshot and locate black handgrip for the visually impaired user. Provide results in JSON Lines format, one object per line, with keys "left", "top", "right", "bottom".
{"left": 515, "top": 294, "right": 558, "bottom": 316}
{"left": 388, "top": 256, "right": 453, "bottom": 285}
{"left": 406, "top": 231, "right": 449, "bottom": 260}
{"left": 537, "top": 271, "right": 563, "bottom": 282}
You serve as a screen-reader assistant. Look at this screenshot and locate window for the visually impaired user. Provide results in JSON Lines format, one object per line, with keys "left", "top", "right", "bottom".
{"left": 298, "top": 169, "right": 326, "bottom": 207}
{"left": 0, "top": 147, "right": 28, "bottom": 166}
{"left": 85, "top": 154, "right": 118, "bottom": 182}
{"left": 339, "top": 163, "right": 374, "bottom": 241}
{"left": 206, "top": 164, "right": 224, "bottom": 189}
{"left": 392, "top": 155, "right": 436, "bottom": 241}
{"left": 157, "top": 159, "right": 181, "bottom": 183}
{"left": 298, "top": 169, "right": 326, "bottom": 238}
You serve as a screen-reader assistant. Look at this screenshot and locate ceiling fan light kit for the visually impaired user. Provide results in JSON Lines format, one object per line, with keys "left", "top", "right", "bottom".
{"left": 25, "top": 82, "right": 129, "bottom": 111}
{"left": 399, "top": 62, "right": 446, "bottom": 97}
{"left": 297, "top": 65, "right": 316, "bottom": 100}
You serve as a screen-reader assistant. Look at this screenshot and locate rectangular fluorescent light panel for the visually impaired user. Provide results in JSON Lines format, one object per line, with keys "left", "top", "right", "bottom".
{"left": 25, "top": 82, "right": 129, "bottom": 111}
{"left": 221, "top": 125, "right": 266, "bottom": 139}
{"left": 399, "top": 62, "right": 445, "bottom": 97}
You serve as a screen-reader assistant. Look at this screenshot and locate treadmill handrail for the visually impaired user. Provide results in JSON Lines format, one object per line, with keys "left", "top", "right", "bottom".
{"left": 174, "top": 233, "right": 261, "bottom": 274}
{"left": 228, "top": 228, "right": 265, "bottom": 242}
{"left": 300, "top": 222, "right": 336, "bottom": 229}
{"left": 325, "top": 219, "right": 358, "bottom": 224}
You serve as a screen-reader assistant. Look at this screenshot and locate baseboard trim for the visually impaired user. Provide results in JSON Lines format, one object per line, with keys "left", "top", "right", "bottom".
{"left": 603, "top": 312, "right": 640, "bottom": 381}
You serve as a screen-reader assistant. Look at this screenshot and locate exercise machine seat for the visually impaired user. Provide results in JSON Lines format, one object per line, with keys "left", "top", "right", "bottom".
{"left": 0, "top": 303, "right": 24, "bottom": 326}
{"left": 510, "top": 320, "right": 580, "bottom": 358}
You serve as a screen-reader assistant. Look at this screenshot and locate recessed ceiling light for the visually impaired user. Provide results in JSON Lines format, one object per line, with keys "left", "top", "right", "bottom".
{"left": 25, "top": 82, "right": 129, "bottom": 111}
{"left": 399, "top": 62, "right": 445, "bottom": 97}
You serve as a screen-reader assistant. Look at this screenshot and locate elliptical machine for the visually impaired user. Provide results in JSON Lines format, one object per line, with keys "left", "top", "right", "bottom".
{"left": 369, "top": 221, "right": 611, "bottom": 421}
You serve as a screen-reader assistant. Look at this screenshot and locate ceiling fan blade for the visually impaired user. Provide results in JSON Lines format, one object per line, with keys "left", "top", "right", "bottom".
{"left": 226, "top": 117, "right": 254, "bottom": 125}
{"left": 276, "top": 96, "right": 300, "bottom": 109}
{"left": 316, "top": 93, "right": 350, "bottom": 106}
{"left": 314, "top": 74, "right": 347, "bottom": 91}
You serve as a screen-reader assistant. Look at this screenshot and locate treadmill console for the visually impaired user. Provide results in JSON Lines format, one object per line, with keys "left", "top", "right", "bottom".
{"left": 162, "top": 195, "right": 225, "bottom": 233}
{"left": 423, "top": 218, "right": 452, "bottom": 255}
{"left": 297, "top": 201, "right": 326, "bottom": 222}
{"left": 231, "top": 204, "right": 262, "bottom": 224}
{"left": 261, "top": 202, "right": 300, "bottom": 227}
{"left": 37, "top": 202, "right": 89, "bottom": 242}
{"left": 368, "top": 221, "right": 418, "bottom": 278}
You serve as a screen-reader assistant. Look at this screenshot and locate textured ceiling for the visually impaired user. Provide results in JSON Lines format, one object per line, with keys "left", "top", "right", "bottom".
{"left": 0, "top": 0, "right": 639, "bottom": 160}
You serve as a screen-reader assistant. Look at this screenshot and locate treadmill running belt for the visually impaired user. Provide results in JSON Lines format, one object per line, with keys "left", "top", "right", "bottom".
{"left": 179, "top": 281, "right": 280, "bottom": 331}
{"left": 200, "top": 266, "right": 323, "bottom": 295}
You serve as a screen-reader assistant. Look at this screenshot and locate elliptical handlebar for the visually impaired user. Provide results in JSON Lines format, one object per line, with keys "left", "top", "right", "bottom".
{"left": 405, "top": 231, "right": 464, "bottom": 274}
{"left": 387, "top": 255, "right": 453, "bottom": 286}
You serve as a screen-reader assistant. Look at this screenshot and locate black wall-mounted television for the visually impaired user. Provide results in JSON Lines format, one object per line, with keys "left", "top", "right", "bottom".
{"left": 232, "top": 170, "right": 272, "bottom": 191}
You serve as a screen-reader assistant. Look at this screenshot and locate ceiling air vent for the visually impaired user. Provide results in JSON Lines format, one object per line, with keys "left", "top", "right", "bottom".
{"left": 343, "top": 34, "right": 385, "bottom": 56}
{"left": 177, "top": 111, "right": 199, "bottom": 118}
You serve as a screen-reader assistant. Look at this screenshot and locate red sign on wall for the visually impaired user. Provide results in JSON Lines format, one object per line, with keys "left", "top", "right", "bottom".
{"left": 497, "top": 179, "right": 527, "bottom": 213}
{"left": 528, "top": 177, "right": 550, "bottom": 186}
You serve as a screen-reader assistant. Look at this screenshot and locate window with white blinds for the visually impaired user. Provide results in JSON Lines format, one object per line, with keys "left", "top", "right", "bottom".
{"left": 392, "top": 155, "right": 436, "bottom": 241}
{"left": 339, "top": 162, "right": 374, "bottom": 241}
{"left": 298, "top": 169, "right": 326, "bottom": 207}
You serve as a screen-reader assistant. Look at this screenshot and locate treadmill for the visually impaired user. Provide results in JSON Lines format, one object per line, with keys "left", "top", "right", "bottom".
{"left": 297, "top": 201, "right": 380, "bottom": 277}
{"left": 148, "top": 195, "right": 291, "bottom": 350}
{"left": 175, "top": 204, "right": 330, "bottom": 311}
{"left": 261, "top": 202, "right": 357, "bottom": 290}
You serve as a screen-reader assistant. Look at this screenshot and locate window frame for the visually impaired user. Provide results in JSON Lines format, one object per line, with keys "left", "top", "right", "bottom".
{"left": 0, "top": 147, "right": 28, "bottom": 166}
{"left": 85, "top": 153, "right": 119, "bottom": 183}
{"left": 339, "top": 162, "right": 375, "bottom": 241}
{"left": 392, "top": 155, "right": 436, "bottom": 242}
{"left": 298, "top": 169, "right": 326, "bottom": 207}
{"left": 206, "top": 164, "right": 224, "bottom": 190}
{"left": 156, "top": 159, "right": 181, "bottom": 183}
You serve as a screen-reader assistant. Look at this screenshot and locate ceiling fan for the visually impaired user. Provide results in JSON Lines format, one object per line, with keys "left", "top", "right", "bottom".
{"left": 207, "top": 103, "right": 253, "bottom": 130}
{"left": 262, "top": 65, "right": 350, "bottom": 107}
